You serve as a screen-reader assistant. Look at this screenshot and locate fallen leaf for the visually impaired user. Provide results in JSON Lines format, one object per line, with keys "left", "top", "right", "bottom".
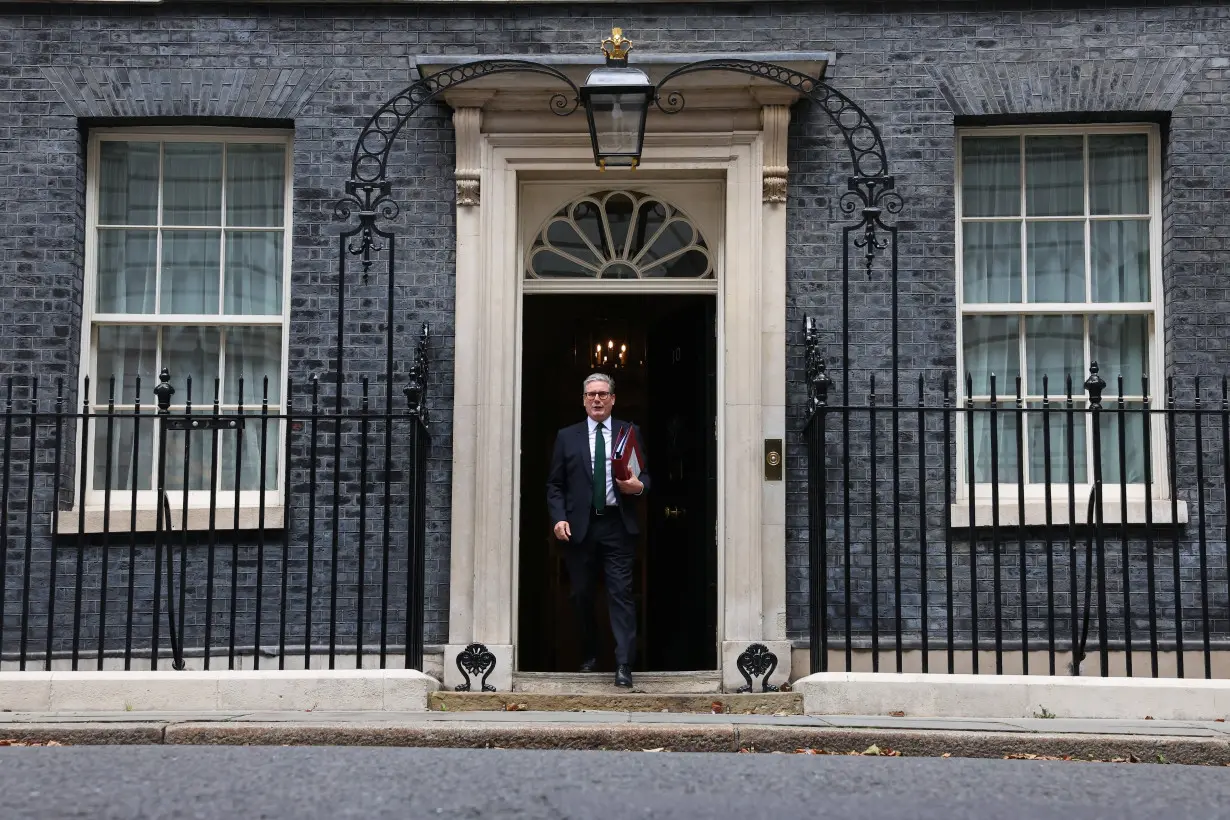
{"left": 941, "top": 753, "right": 952, "bottom": 758}
{"left": 862, "top": 744, "right": 881, "bottom": 756}
{"left": 642, "top": 747, "right": 665, "bottom": 753}
{"left": 504, "top": 703, "right": 527, "bottom": 712}
{"left": 1144, "top": 716, "right": 1154, "bottom": 720}
{"left": 45, "top": 741, "right": 62, "bottom": 747}
{"left": 779, "top": 682, "right": 793, "bottom": 692}
{"left": 1215, "top": 719, "right": 1225, "bottom": 723}
{"left": 711, "top": 701, "right": 724, "bottom": 714}
{"left": 888, "top": 710, "right": 906, "bottom": 718}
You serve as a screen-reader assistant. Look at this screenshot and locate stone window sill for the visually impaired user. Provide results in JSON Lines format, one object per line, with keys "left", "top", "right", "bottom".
{"left": 55, "top": 506, "right": 285, "bottom": 535}
{"left": 950, "top": 499, "right": 1188, "bottom": 529}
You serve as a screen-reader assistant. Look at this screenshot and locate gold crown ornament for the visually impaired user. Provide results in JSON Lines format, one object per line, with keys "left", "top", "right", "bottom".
{"left": 601, "top": 28, "right": 632, "bottom": 63}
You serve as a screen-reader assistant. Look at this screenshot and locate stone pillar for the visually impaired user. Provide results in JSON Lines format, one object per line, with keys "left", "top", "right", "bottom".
{"left": 719, "top": 101, "right": 793, "bottom": 692}
{"left": 445, "top": 100, "right": 513, "bottom": 691}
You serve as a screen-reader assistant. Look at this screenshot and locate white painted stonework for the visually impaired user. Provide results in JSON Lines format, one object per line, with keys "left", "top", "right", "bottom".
{"left": 795, "top": 672, "right": 1230, "bottom": 721}
{"left": 0, "top": 669, "right": 439, "bottom": 713}
{"left": 433, "top": 53, "right": 830, "bottom": 687}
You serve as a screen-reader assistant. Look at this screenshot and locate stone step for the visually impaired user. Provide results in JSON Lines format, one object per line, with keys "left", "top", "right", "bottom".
{"left": 429, "top": 691, "right": 804, "bottom": 714}
{"left": 512, "top": 671, "right": 723, "bottom": 695}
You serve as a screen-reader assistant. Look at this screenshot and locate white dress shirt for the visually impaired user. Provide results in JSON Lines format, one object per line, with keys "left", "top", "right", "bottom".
{"left": 586, "top": 416, "right": 618, "bottom": 506}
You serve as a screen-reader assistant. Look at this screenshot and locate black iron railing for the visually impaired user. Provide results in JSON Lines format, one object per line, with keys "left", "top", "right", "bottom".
{"left": 804, "top": 318, "right": 1230, "bottom": 678}
{"left": 0, "top": 345, "right": 431, "bottom": 672}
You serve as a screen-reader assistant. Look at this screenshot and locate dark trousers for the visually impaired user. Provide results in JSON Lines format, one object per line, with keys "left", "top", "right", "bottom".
{"left": 564, "top": 507, "right": 637, "bottom": 666}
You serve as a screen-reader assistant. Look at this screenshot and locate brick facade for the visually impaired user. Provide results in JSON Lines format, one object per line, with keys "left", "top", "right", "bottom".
{"left": 1, "top": 2, "right": 1227, "bottom": 659}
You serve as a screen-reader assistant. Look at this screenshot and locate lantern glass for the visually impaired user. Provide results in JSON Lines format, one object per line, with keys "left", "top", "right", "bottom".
{"left": 581, "top": 65, "right": 653, "bottom": 168}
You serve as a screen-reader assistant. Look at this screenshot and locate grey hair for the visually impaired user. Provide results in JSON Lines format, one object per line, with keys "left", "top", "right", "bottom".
{"left": 582, "top": 373, "right": 615, "bottom": 392}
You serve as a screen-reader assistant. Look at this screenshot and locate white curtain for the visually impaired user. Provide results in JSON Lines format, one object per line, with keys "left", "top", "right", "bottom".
{"left": 93, "top": 326, "right": 156, "bottom": 491}
{"left": 964, "top": 316, "right": 1020, "bottom": 482}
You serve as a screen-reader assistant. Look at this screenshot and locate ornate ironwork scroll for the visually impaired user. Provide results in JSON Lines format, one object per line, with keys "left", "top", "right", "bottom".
{"left": 455, "top": 642, "right": 498, "bottom": 692}
{"left": 403, "top": 322, "right": 431, "bottom": 421}
{"left": 349, "top": 60, "right": 580, "bottom": 185}
{"left": 804, "top": 316, "right": 832, "bottom": 421}
{"left": 735, "top": 643, "right": 780, "bottom": 693}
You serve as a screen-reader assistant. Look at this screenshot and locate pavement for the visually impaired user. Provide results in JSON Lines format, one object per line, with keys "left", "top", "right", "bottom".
{"left": 1, "top": 710, "right": 1229, "bottom": 765}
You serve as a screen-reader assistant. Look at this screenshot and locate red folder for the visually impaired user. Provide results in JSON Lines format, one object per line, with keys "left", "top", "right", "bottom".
{"left": 612, "top": 424, "right": 644, "bottom": 481}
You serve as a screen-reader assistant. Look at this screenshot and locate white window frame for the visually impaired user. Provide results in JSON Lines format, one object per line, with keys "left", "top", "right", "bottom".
{"left": 74, "top": 127, "right": 293, "bottom": 529}
{"left": 953, "top": 123, "right": 1184, "bottom": 526}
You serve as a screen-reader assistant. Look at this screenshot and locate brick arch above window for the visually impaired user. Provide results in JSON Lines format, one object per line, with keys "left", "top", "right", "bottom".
{"left": 41, "top": 66, "right": 332, "bottom": 120}
{"left": 926, "top": 58, "right": 1204, "bottom": 118}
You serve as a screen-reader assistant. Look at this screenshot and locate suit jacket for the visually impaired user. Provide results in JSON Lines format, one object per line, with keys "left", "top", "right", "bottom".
{"left": 546, "top": 417, "right": 650, "bottom": 545}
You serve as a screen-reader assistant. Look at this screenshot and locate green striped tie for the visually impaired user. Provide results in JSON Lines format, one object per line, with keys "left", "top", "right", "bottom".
{"left": 592, "top": 422, "right": 606, "bottom": 511}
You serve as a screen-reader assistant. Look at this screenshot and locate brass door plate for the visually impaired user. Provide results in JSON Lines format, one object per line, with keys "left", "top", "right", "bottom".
{"left": 764, "top": 438, "right": 783, "bottom": 480}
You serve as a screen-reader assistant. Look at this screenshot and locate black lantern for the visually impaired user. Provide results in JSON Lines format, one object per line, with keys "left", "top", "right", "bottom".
{"left": 580, "top": 28, "right": 655, "bottom": 170}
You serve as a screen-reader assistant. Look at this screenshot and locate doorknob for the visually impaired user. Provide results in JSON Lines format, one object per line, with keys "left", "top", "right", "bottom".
{"left": 664, "top": 506, "right": 687, "bottom": 519}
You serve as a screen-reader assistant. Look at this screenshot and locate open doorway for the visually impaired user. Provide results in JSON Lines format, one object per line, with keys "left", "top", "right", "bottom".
{"left": 517, "top": 293, "right": 717, "bottom": 672}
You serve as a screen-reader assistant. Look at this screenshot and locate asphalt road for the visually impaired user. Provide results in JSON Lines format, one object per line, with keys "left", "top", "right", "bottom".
{"left": 0, "top": 747, "right": 1227, "bottom": 819}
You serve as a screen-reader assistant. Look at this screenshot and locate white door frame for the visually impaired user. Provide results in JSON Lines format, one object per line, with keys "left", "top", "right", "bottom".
{"left": 443, "top": 119, "right": 793, "bottom": 691}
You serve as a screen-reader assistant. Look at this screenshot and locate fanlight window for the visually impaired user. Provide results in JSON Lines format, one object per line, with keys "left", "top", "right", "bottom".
{"left": 526, "top": 190, "right": 713, "bottom": 280}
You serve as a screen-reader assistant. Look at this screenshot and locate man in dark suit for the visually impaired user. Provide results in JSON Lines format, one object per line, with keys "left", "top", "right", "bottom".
{"left": 546, "top": 372, "right": 649, "bottom": 688}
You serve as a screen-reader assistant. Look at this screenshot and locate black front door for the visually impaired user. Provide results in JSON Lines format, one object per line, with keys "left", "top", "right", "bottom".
{"left": 645, "top": 298, "right": 718, "bottom": 671}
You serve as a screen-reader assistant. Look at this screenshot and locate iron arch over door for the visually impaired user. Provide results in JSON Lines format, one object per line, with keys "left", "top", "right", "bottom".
{"left": 333, "top": 53, "right": 906, "bottom": 678}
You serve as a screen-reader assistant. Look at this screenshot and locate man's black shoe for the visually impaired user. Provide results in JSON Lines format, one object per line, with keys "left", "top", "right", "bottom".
{"left": 614, "top": 664, "right": 633, "bottom": 688}
{"left": 578, "top": 657, "right": 597, "bottom": 673}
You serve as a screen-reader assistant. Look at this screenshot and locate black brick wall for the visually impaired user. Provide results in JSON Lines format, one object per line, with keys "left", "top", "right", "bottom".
{"left": 1, "top": 2, "right": 1227, "bottom": 659}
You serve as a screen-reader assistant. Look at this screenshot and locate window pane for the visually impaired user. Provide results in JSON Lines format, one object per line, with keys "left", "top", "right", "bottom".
{"left": 97, "top": 230, "right": 156, "bottom": 314}
{"left": 1026, "top": 315, "right": 1084, "bottom": 394}
{"left": 645, "top": 249, "right": 710, "bottom": 278}
{"left": 1091, "top": 220, "right": 1149, "bottom": 302}
{"left": 225, "top": 327, "right": 282, "bottom": 405}
{"left": 225, "top": 232, "right": 283, "bottom": 314}
{"left": 1027, "top": 221, "right": 1084, "bottom": 302}
{"left": 633, "top": 201, "right": 670, "bottom": 261}
{"left": 961, "top": 137, "right": 1020, "bottom": 217}
{"left": 963, "top": 316, "right": 1019, "bottom": 397}
{"left": 604, "top": 193, "right": 635, "bottom": 257}
{"left": 1027, "top": 401, "right": 1088, "bottom": 484}
{"left": 161, "top": 230, "right": 221, "bottom": 314}
{"left": 1090, "top": 315, "right": 1148, "bottom": 392}
{"left": 98, "top": 142, "right": 159, "bottom": 225}
{"left": 528, "top": 248, "right": 594, "bottom": 278}
{"left": 571, "top": 200, "right": 608, "bottom": 257}
{"left": 220, "top": 419, "right": 280, "bottom": 491}
{"left": 1089, "top": 135, "right": 1148, "bottom": 215}
{"left": 1098, "top": 406, "right": 1146, "bottom": 484}
{"left": 92, "top": 414, "right": 154, "bottom": 492}
{"left": 163, "top": 326, "right": 220, "bottom": 396}
{"left": 163, "top": 143, "right": 222, "bottom": 226}
{"left": 95, "top": 326, "right": 157, "bottom": 404}
{"left": 545, "top": 219, "right": 600, "bottom": 267}
{"left": 226, "top": 144, "right": 286, "bottom": 227}
{"left": 962, "top": 222, "right": 1021, "bottom": 302}
{"left": 1026, "top": 136, "right": 1083, "bottom": 217}
{"left": 163, "top": 426, "right": 214, "bottom": 491}
{"left": 971, "top": 404, "right": 1020, "bottom": 483}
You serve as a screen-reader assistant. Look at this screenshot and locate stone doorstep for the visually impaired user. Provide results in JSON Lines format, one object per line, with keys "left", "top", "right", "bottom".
{"left": 512, "top": 671, "right": 724, "bottom": 695}
{"left": 430, "top": 692, "right": 804, "bottom": 715}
